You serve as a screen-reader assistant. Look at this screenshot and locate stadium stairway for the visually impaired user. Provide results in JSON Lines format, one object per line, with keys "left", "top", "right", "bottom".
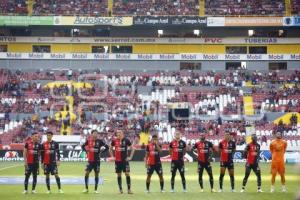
{"left": 54, "top": 96, "right": 76, "bottom": 135}
{"left": 243, "top": 96, "right": 255, "bottom": 115}
{"left": 27, "top": 0, "right": 34, "bottom": 15}
{"left": 285, "top": 0, "right": 292, "bottom": 16}
{"left": 199, "top": 0, "right": 205, "bottom": 16}
{"left": 274, "top": 112, "right": 300, "bottom": 125}
{"left": 139, "top": 132, "right": 150, "bottom": 145}
{"left": 108, "top": 0, "right": 113, "bottom": 15}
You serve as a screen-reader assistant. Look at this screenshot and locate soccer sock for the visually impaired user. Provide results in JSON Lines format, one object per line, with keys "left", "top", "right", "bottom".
{"left": 171, "top": 172, "right": 176, "bottom": 190}
{"left": 271, "top": 174, "right": 276, "bottom": 185}
{"left": 179, "top": 171, "right": 186, "bottom": 190}
{"left": 146, "top": 181, "right": 150, "bottom": 191}
{"left": 126, "top": 176, "right": 131, "bottom": 190}
{"left": 219, "top": 174, "right": 224, "bottom": 190}
{"left": 242, "top": 170, "right": 250, "bottom": 189}
{"left": 117, "top": 176, "right": 122, "bottom": 191}
{"left": 198, "top": 173, "right": 203, "bottom": 189}
{"left": 46, "top": 176, "right": 51, "bottom": 190}
{"left": 55, "top": 176, "right": 61, "bottom": 190}
{"left": 24, "top": 174, "right": 30, "bottom": 191}
{"left": 95, "top": 176, "right": 99, "bottom": 191}
{"left": 208, "top": 172, "right": 214, "bottom": 189}
{"left": 160, "top": 180, "right": 164, "bottom": 190}
{"left": 84, "top": 175, "right": 89, "bottom": 190}
{"left": 230, "top": 175, "right": 235, "bottom": 190}
{"left": 280, "top": 174, "right": 286, "bottom": 185}
{"left": 32, "top": 174, "right": 37, "bottom": 190}
{"left": 254, "top": 169, "right": 261, "bottom": 189}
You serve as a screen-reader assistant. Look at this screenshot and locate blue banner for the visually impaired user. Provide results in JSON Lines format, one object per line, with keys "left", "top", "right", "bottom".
{"left": 283, "top": 17, "right": 300, "bottom": 26}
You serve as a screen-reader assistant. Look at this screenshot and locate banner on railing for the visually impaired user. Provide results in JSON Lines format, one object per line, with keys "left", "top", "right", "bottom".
{"left": 0, "top": 16, "right": 53, "bottom": 26}
{"left": 0, "top": 53, "right": 299, "bottom": 61}
{"left": 0, "top": 16, "right": 295, "bottom": 27}
{"left": 283, "top": 17, "right": 300, "bottom": 26}
{"left": 53, "top": 16, "right": 133, "bottom": 26}
{"left": 224, "top": 17, "right": 283, "bottom": 26}
{"left": 133, "top": 16, "right": 207, "bottom": 26}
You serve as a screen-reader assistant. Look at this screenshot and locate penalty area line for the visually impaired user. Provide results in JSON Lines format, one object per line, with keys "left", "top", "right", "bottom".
{"left": 0, "top": 164, "right": 23, "bottom": 172}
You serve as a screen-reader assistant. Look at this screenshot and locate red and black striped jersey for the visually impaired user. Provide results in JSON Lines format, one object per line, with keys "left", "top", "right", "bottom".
{"left": 169, "top": 139, "right": 186, "bottom": 161}
{"left": 245, "top": 142, "right": 260, "bottom": 165}
{"left": 146, "top": 142, "right": 161, "bottom": 165}
{"left": 25, "top": 141, "right": 41, "bottom": 164}
{"left": 193, "top": 140, "right": 213, "bottom": 163}
{"left": 82, "top": 138, "right": 109, "bottom": 162}
{"left": 111, "top": 138, "right": 132, "bottom": 162}
{"left": 219, "top": 140, "right": 236, "bottom": 162}
{"left": 41, "top": 141, "right": 60, "bottom": 165}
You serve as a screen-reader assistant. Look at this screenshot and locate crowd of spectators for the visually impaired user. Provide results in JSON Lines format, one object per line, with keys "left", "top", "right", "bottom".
{"left": 113, "top": 0, "right": 199, "bottom": 16}
{"left": 252, "top": 83, "right": 300, "bottom": 113}
{"left": 291, "top": 0, "right": 300, "bottom": 16}
{"left": 33, "top": 0, "right": 108, "bottom": 16}
{"left": 0, "top": 69, "right": 299, "bottom": 145}
{"left": 205, "top": 0, "right": 285, "bottom": 16}
{"left": 1, "top": 0, "right": 300, "bottom": 16}
{"left": 0, "top": 0, "right": 27, "bottom": 15}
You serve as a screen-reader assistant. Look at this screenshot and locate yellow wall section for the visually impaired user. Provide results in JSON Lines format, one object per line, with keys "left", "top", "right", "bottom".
{"left": 51, "top": 44, "right": 72, "bottom": 53}
{"left": 70, "top": 44, "right": 91, "bottom": 53}
{"left": 268, "top": 45, "right": 300, "bottom": 53}
{"left": 145, "top": 45, "right": 180, "bottom": 53}
{"left": 51, "top": 44, "right": 91, "bottom": 53}
{"left": 4, "top": 43, "right": 300, "bottom": 54}
{"left": 201, "top": 45, "right": 225, "bottom": 53}
{"left": 133, "top": 45, "right": 225, "bottom": 53}
{"left": 8, "top": 43, "right": 32, "bottom": 52}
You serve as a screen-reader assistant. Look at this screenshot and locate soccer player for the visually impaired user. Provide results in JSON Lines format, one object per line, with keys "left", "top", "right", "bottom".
{"left": 109, "top": 130, "right": 135, "bottom": 194}
{"left": 144, "top": 134, "right": 165, "bottom": 193}
{"left": 23, "top": 132, "right": 41, "bottom": 194}
{"left": 169, "top": 131, "right": 187, "bottom": 193}
{"left": 41, "top": 131, "right": 63, "bottom": 194}
{"left": 82, "top": 130, "right": 109, "bottom": 193}
{"left": 192, "top": 132, "right": 215, "bottom": 192}
{"left": 270, "top": 131, "right": 287, "bottom": 193}
{"left": 240, "top": 134, "right": 262, "bottom": 193}
{"left": 218, "top": 132, "right": 236, "bottom": 192}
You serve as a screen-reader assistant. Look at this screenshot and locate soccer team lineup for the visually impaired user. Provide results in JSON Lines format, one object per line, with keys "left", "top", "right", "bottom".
{"left": 1, "top": 1, "right": 300, "bottom": 200}
{"left": 17, "top": 129, "right": 292, "bottom": 195}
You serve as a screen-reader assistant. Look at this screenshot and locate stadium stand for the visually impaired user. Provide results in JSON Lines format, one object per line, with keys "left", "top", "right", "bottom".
{"left": 33, "top": 0, "right": 108, "bottom": 16}
{"left": 0, "top": 69, "right": 299, "bottom": 150}
{"left": 112, "top": 0, "right": 199, "bottom": 16}
{"left": 1, "top": 0, "right": 296, "bottom": 16}
{"left": 205, "top": 0, "right": 285, "bottom": 16}
{"left": 291, "top": 0, "right": 300, "bottom": 15}
{"left": 0, "top": 0, "right": 28, "bottom": 15}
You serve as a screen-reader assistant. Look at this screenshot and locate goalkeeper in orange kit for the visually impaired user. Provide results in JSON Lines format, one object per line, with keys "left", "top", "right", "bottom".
{"left": 269, "top": 131, "right": 287, "bottom": 193}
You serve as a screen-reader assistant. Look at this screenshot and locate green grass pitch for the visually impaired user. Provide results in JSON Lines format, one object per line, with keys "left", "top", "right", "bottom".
{"left": 0, "top": 162, "right": 299, "bottom": 200}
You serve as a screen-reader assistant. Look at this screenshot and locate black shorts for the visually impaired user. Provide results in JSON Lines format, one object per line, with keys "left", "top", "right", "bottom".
{"left": 44, "top": 163, "right": 58, "bottom": 175}
{"left": 85, "top": 161, "right": 100, "bottom": 173}
{"left": 171, "top": 160, "right": 184, "bottom": 173}
{"left": 115, "top": 161, "right": 130, "bottom": 173}
{"left": 220, "top": 161, "right": 234, "bottom": 170}
{"left": 147, "top": 163, "right": 163, "bottom": 175}
{"left": 198, "top": 161, "right": 213, "bottom": 173}
{"left": 245, "top": 163, "right": 260, "bottom": 172}
{"left": 25, "top": 163, "right": 39, "bottom": 176}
